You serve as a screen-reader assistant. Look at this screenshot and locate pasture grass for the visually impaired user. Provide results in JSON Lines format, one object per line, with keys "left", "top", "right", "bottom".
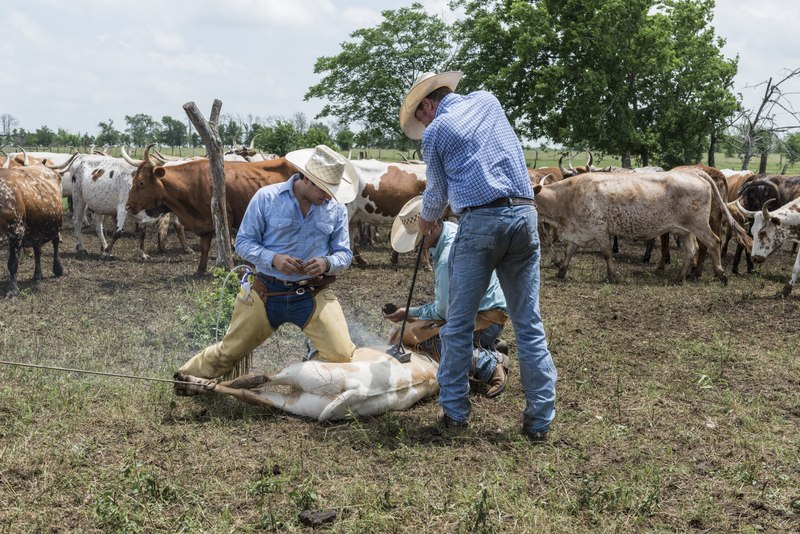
{"left": 1, "top": 217, "right": 799, "bottom": 532}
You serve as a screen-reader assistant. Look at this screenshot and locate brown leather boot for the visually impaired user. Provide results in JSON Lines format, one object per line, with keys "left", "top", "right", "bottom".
{"left": 485, "top": 362, "right": 508, "bottom": 398}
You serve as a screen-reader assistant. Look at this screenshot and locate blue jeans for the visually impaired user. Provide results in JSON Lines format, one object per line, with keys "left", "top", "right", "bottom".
{"left": 438, "top": 205, "right": 557, "bottom": 432}
{"left": 421, "top": 322, "right": 502, "bottom": 383}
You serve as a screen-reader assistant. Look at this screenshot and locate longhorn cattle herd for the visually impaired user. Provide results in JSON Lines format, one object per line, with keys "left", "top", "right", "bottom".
{"left": 2, "top": 146, "right": 799, "bottom": 299}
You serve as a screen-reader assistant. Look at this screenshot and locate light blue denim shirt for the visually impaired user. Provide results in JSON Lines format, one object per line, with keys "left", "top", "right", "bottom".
{"left": 409, "top": 222, "right": 506, "bottom": 321}
{"left": 420, "top": 91, "right": 533, "bottom": 220}
{"left": 234, "top": 175, "right": 353, "bottom": 281}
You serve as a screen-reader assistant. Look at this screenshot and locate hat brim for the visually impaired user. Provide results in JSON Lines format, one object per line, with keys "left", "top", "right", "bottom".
{"left": 390, "top": 216, "right": 420, "bottom": 254}
{"left": 399, "top": 71, "right": 463, "bottom": 140}
{"left": 285, "top": 148, "right": 359, "bottom": 204}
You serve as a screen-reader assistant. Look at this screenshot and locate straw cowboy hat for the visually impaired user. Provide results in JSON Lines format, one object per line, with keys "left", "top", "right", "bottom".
{"left": 285, "top": 145, "right": 359, "bottom": 204}
{"left": 390, "top": 195, "right": 424, "bottom": 253}
{"left": 399, "top": 71, "right": 463, "bottom": 140}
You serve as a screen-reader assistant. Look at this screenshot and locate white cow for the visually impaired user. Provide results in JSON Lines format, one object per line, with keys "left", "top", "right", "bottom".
{"left": 739, "top": 198, "right": 800, "bottom": 297}
{"left": 71, "top": 154, "right": 191, "bottom": 259}
{"left": 175, "top": 346, "right": 439, "bottom": 421}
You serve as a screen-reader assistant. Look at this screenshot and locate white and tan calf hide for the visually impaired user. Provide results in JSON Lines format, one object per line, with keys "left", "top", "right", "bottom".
{"left": 175, "top": 346, "right": 439, "bottom": 421}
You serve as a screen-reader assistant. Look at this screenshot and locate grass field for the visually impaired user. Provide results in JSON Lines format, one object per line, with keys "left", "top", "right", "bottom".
{"left": 1, "top": 213, "right": 798, "bottom": 532}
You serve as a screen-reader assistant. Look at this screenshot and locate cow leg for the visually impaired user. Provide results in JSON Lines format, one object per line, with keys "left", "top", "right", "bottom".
{"left": 776, "top": 248, "right": 800, "bottom": 298}
{"left": 390, "top": 250, "right": 399, "bottom": 270}
{"left": 674, "top": 232, "right": 698, "bottom": 282}
{"left": 105, "top": 203, "right": 130, "bottom": 255}
{"left": 423, "top": 249, "right": 433, "bottom": 272}
{"left": 32, "top": 244, "right": 43, "bottom": 281}
{"left": 135, "top": 223, "right": 150, "bottom": 260}
{"left": 5, "top": 234, "right": 21, "bottom": 297}
{"left": 52, "top": 235, "right": 63, "bottom": 277}
{"left": 195, "top": 234, "right": 213, "bottom": 277}
{"left": 94, "top": 214, "right": 111, "bottom": 254}
{"left": 174, "top": 218, "right": 193, "bottom": 254}
{"left": 642, "top": 239, "right": 654, "bottom": 263}
{"left": 599, "top": 242, "right": 617, "bottom": 283}
{"left": 349, "top": 220, "right": 367, "bottom": 266}
{"left": 73, "top": 193, "right": 89, "bottom": 255}
{"left": 731, "top": 243, "right": 744, "bottom": 274}
{"left": 612, "top": 236, "right": 619, "bottom": 254}
{"left": 156, "top": 214, "right": 170, "bottom": 252}
{"left": 693, "top": 227, "right": 727, "bottom": 285}
{"left": 556, "top": 243, "right": 579, "bottom": 279}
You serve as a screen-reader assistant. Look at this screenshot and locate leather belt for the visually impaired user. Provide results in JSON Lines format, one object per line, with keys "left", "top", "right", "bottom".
{"left": 251, "top": 273, "right": 337, "bottom": 303}
{"left": 463, "top": 197, "right": 535, "bottom": 212}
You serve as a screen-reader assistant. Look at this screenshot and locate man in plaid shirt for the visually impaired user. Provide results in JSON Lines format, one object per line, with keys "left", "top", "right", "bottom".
{"left": 399, "top": 71, "right": 557, "bottom": 443}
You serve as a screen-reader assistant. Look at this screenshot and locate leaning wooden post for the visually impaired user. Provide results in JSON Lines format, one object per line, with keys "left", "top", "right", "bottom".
{"left": 184, "top": 100, "right": 249, "bottom": 379}
{"left": 183, "top": 99, "right": 234, "bottom": 271}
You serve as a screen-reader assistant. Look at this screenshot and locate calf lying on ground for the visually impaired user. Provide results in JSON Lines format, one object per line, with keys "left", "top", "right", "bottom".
{"left": 174, "top": 346, "right": 439, "bottom": 421}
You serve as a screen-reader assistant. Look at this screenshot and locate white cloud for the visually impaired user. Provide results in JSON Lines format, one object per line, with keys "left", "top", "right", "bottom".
{"left": 8, "top": 11, "right": 51, "bottom": 48}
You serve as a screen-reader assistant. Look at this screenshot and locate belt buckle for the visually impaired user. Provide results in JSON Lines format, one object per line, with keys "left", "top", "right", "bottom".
{"left": 295, "top": 287, "right": 306, "bottom": 295}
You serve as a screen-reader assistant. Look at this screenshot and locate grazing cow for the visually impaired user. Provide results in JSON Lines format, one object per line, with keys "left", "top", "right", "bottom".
{"left": 174, "top": 346, "right": 439, "bottom": 421}
{"left": 125, "top": 145, "right": 296, "bottom": 276}
{"left": 348, "top": 159, "right": 429, "bottom": 267}
{"left": 737, "top": 198, "right": 800, "bottom": 297}
{"left": 533, "top": 169, "right": 750, "bottom": 283}
{"left": 0, "top": 164, "right": 64, "bottom": 297}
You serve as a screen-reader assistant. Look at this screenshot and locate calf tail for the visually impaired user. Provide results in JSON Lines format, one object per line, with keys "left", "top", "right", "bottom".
{"left": 697, "top": 170, "right": 753, "bottom": 253}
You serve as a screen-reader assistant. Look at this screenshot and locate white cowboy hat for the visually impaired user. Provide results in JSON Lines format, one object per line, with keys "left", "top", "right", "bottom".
{"left": 399, "top": 71, "right": 463, "bottom": 140}
{"left": 390, "top": 195, "right": 424, "bottom": 253}
{"left": 285, "top": 145, "right": 359, "bottom": 204}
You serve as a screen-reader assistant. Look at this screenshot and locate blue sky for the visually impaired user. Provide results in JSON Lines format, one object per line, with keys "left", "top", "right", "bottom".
{"left": 2, "top": 0, "right": 797, "bottom": 136}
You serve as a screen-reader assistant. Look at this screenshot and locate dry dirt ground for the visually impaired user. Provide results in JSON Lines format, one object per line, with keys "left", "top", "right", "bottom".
{"left": 1, "top": 214, "right": 798, "bottom": 532}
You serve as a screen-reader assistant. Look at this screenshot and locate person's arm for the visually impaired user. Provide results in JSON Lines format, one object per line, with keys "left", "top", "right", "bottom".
{"left": 321, "top": 203, "right": 353, "bottom": 274}
{"left": 408, "top": 251, "right": 449, "bottom": 321}
{"left": 234, "top": 189, "right": 279, "bottom": 272}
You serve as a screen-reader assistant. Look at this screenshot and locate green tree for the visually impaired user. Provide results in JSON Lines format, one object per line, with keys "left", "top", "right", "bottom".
{"left": 334, "top": 127, "right": 355, "bottom": 151}
{"left": 303, "top": 123, "right": 334, "bottom": 148}
{"left": 305, "top": 2, "right": 453, "bottom": 142}
{"left": 54, "top": 128, "right": 82, "bottom": 148}
{"left": 219, "top": 115, "right": 244, "bottom": 147}
{"left": 159, "top": 115, "right": 187, "bottom": 147}
{"left": 125, "top": 113, "right": 160, "bottom": 146}
{"left": 31, "top": 125, "right": 56, "bottom": 147}
{"left": 252, "top": 120, "right": 302, "bottom": 156}
{"left": 782, "top": 132, "right": 800, "bottom": 166}
{"left": 454, "top": 0, "right": 739, "bottom": 167}
{"left": 95, "top": 119, "right": 122, "bottom": 146}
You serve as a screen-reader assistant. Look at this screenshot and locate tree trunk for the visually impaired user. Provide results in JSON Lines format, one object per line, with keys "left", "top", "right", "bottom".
{"left": 640, "top": 147, "right": 649, "bottom": 167}
{"left": 183, "top": 99, "right": 233, "bottom": 271}
{"left": 707, "top": 132, "right": 716, "bottom": 167}
{"left": 621, "top": 150, "right": 632, "bottom": 169}
{"left": 758, "top": 150, "right": 769, "bottom": 174}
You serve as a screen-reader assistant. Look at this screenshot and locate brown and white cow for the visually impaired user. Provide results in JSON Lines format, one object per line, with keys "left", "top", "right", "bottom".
{"left": 737, "top": 198, "right": 800, "bottom": 297}
{"left": 533, "top": 169, "right": 750, "bottom": 283}
{"left": 348, "top": 159, "right": 428, "bottom": 267}
{"left": 125, "top": 145, "right": 296, "bottom": 276}
{"left": 174, "top": 346, "right": 439, "bottom": 421}
{"left": 0, "top": 164, "right": 64, "bottom": 297}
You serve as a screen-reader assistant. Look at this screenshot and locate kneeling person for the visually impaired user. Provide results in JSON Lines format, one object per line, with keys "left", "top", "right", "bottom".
{"left": 385, "top": 196, "right": 509, "bottom": 398}
{"left": 177, "top": 145, "right": 359, "bottom": 380}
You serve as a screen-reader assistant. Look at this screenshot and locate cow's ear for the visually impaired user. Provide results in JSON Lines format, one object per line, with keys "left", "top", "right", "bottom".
{"left": 533, "top": 184, "right": 542, "bottom": 194}
{"left": 154, "top": 167, "right": 166, "bottom": 178}
{"left": 771, "top": 217, "right": 781, "bottom": 226}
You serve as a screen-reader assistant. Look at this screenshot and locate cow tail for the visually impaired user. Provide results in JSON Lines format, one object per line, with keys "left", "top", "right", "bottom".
{"left": 697, "top": 170, "right": 753, "bottom": 253}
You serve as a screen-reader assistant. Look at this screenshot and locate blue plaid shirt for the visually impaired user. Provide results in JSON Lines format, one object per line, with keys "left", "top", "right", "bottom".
{"left": 235, "top": 175, "right": 352, "bottom": 281}
{"left": 420, "top": 91, "right": 533, "bottom": 219}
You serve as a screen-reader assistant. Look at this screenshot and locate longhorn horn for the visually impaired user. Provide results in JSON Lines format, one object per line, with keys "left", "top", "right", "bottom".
{"left": 585, "top": 150, "right": 593, "bottom": 169}
{"left": 120, "top": 145, "right": 142, "bottom": 166}
{"left": 558, "top": 154, "right": 571, "bottom": 177}
{"left": 568, "top": 153, "right": 576, "bottom": 173}
{"left": 762, "top": 198, "right": 776, "bottom": 220}
{"left": 732, "top": 197, "right": 758, "bottom": 219}
{"left": 540, "top": 172, "right": 554, "bottom": 186}
{"left": 16, "top": 145, "right": 29, "bottom": 166}
{"left": 143, "top": 143, "right": 160, "bottom": 167}
{"left": 739, "top": 179, "right": 781, "bottom": 204}
{"left": 45, "top": 152, "right": 80, "bottom": 173}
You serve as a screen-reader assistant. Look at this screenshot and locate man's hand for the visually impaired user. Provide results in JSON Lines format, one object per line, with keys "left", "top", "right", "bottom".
{"left": 418, "top": 216, "right": 435, "bottom": 236}
{"left": 272, "top": 253, "right": 304, "bottom": 275}
{"left": 301, "top": 257, "right": 328, "bottom": 277}
{"left": 385, "top": 307, "right": 408, "bottom": 323}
